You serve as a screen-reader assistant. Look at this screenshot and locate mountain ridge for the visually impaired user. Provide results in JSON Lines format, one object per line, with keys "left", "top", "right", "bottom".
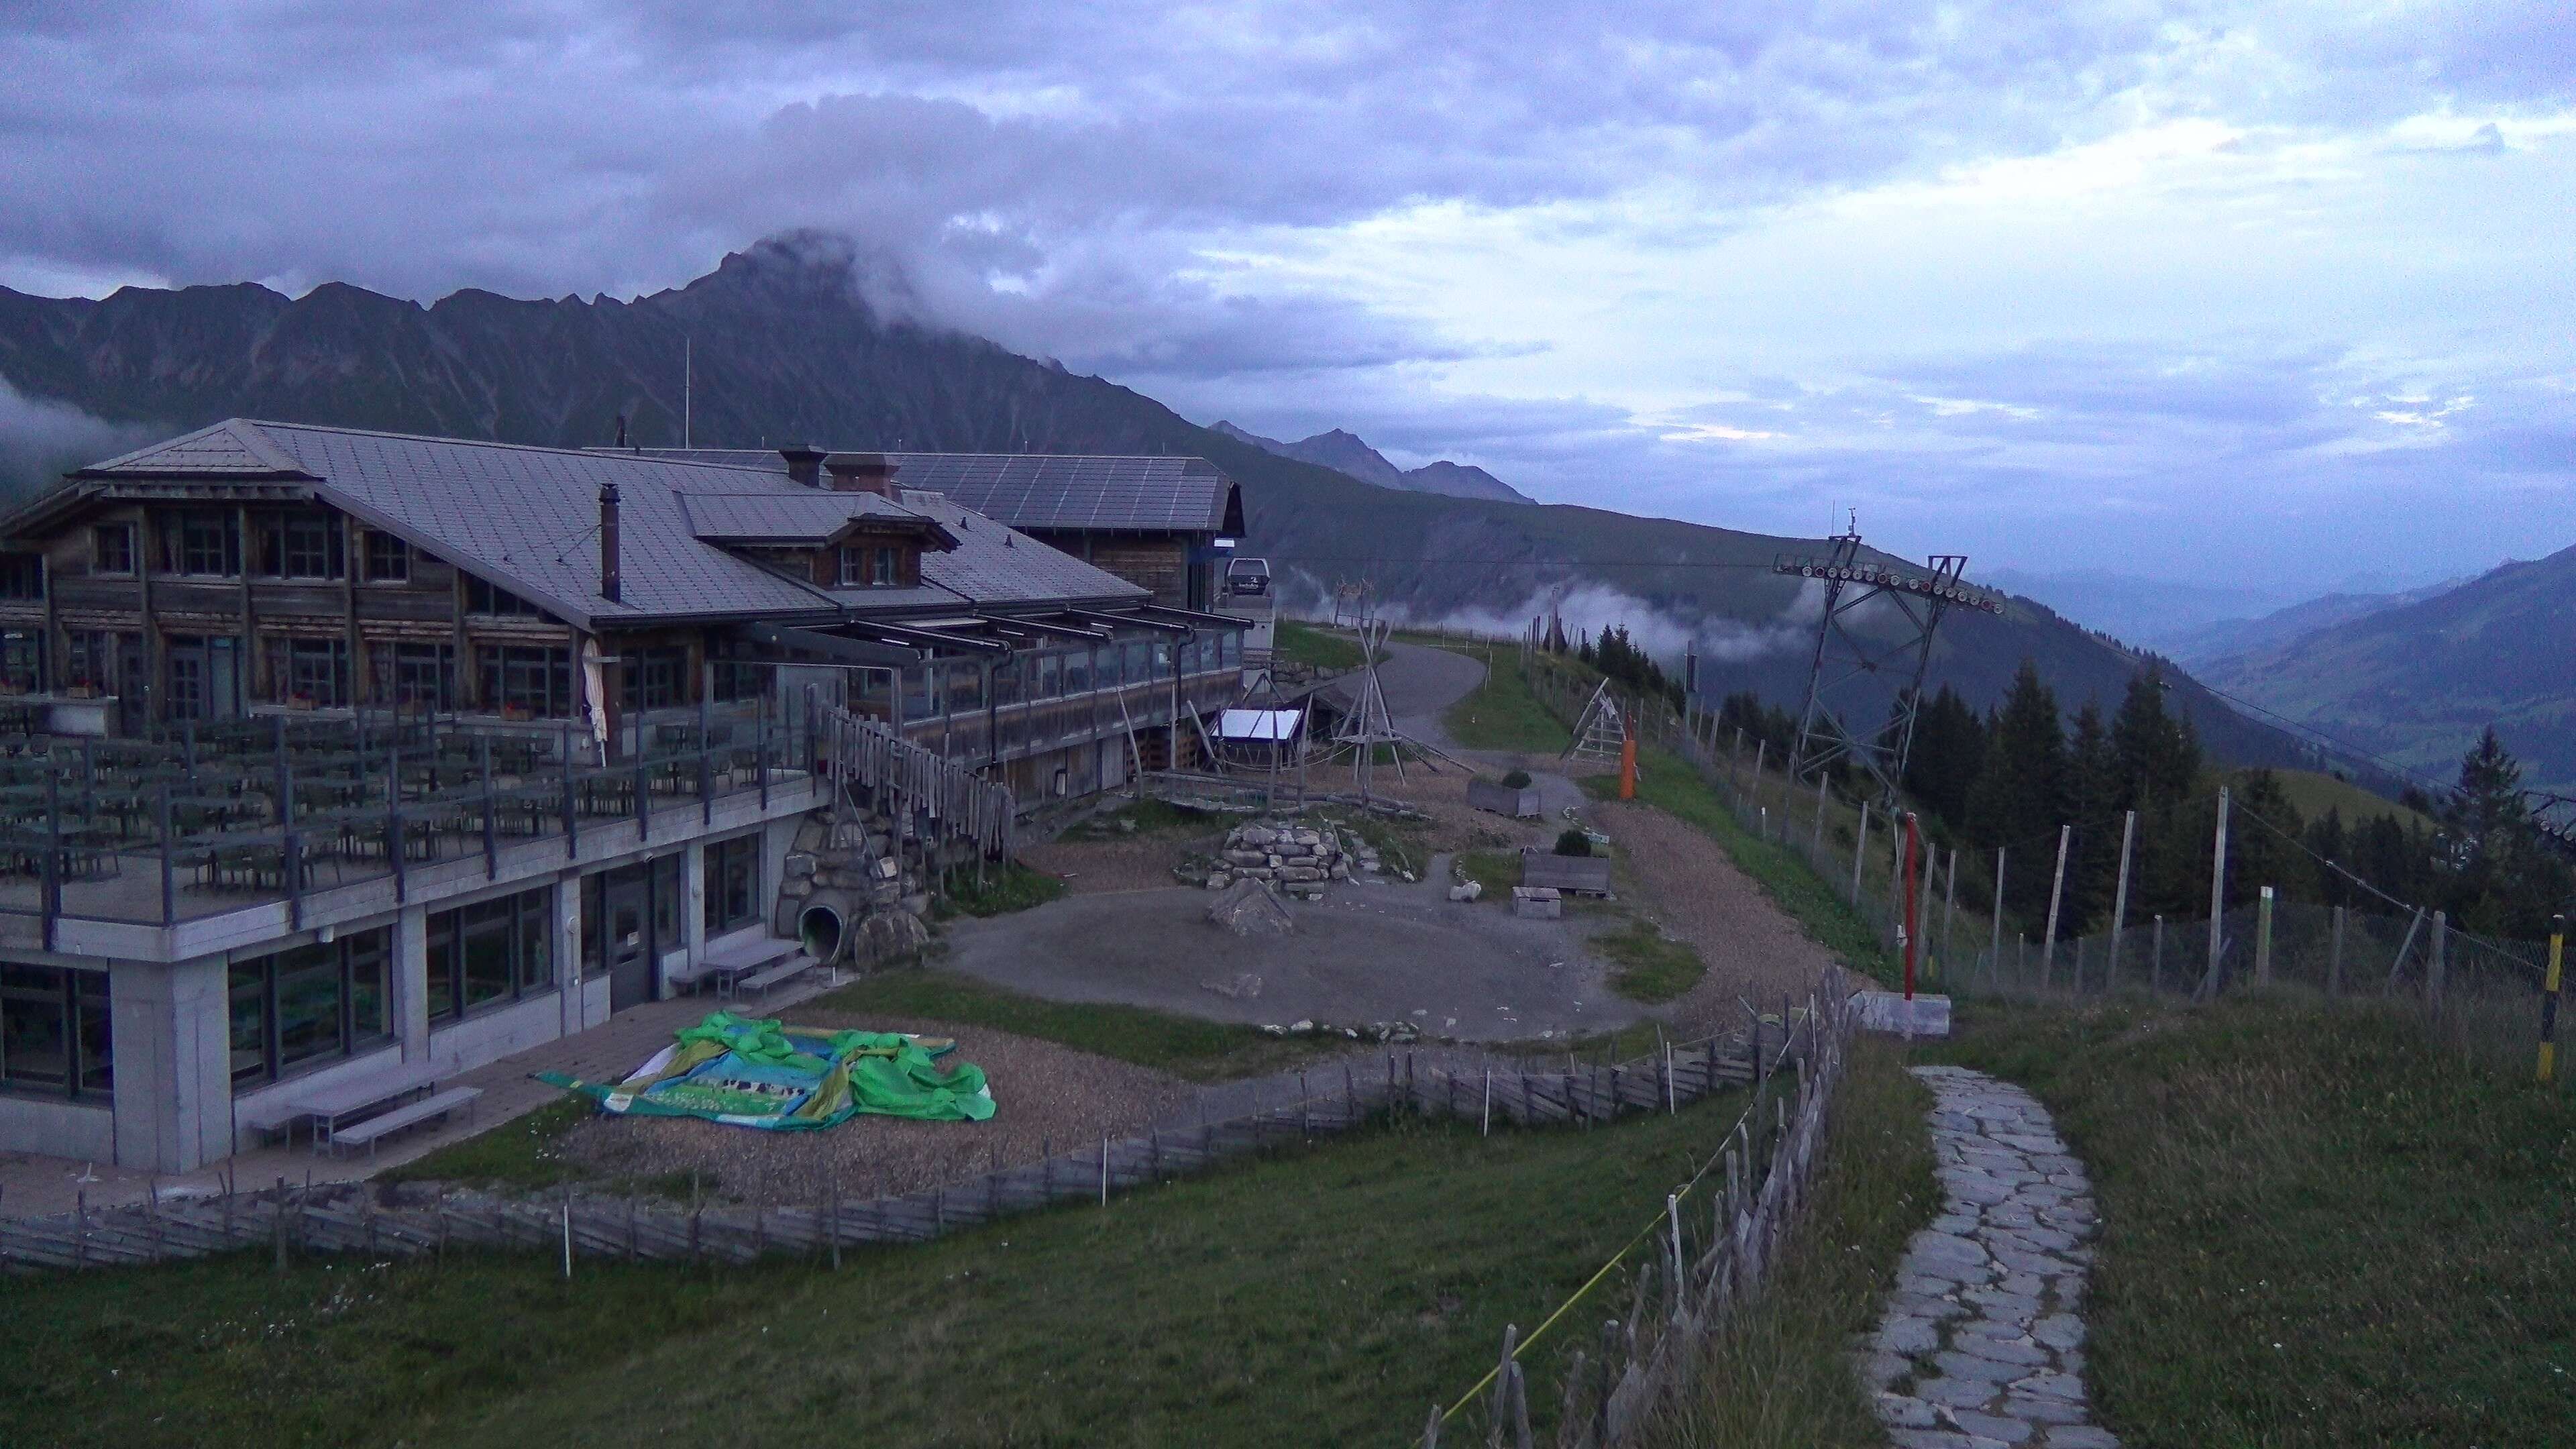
{"left": 0, "top": 234, "right": 2318, "bottom": 775}
{"left": 1210, "top": 420, "right": 1532, "bottom": 503}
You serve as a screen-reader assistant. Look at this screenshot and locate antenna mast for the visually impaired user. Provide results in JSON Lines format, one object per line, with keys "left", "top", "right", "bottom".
{"left": 682, "top": 337, "right": 692, "bottom": 449}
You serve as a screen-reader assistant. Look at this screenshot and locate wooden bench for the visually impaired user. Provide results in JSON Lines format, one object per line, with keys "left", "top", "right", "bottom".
{"left": 239, "top": 1098, "right": 313, "bottom": 1146}
{"left": 326, "top": 1086, "right": 482, "bottom": 1159}
{"left": 733, "top": 954, "right": 816, "bottom": 1005}
{"left": 672, "top": 929, "right": 804, "bottom": 999}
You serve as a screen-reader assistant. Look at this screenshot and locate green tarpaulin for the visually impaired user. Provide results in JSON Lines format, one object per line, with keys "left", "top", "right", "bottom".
{"left": 539, "top": 1010, "right": 994, "bottom": 1129}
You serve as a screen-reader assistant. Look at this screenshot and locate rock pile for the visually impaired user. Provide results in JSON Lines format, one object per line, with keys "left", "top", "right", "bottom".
{"left": 1203, "top": 819, "right": 1375, "bottom": 897}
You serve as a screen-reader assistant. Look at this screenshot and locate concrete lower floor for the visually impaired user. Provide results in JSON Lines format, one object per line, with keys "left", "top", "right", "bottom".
{"left": 0, "top": 790, "right": 816, "bottom": 1173}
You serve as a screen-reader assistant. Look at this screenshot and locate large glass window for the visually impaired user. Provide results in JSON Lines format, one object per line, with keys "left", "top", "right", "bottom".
{"left": 284, "top": 637, "right": 350, "bottom": 707}
{"left": 466, "top": 576, "right": 548, "bottom": 617}
{"left": 705, "top": 835, "right": 761, "bottom": 936}
{"left": 227, "top": 929, "right": 390, "bottom": 1089}
{"left": 620, "top": 645, "right": 687, "bottom": 713}
{"left": 364, "top": 531, "right": 409, "bottom": 583}
{"left": 1095, "top": 642, "right": 1123, "bottom": 689}
{"left": 0, "top": 553, "right": 43, "bottom": 600}
{"left": 1034, "top": 651, "right": 1061, "bottom": 699}
{"left": 0, "top": 631, "right": 41, "bottom": 694}
{"left": 92, "top": 525, "right": 133, "bottom": 575}
{"left": 174, "top": 514, "right": 239, "bottom": 576}
{"left": 945, "top": 661, "right": 983, "bottom": 716}
{"left": 1061, "top": 646, "right": 1089, "bottom": 693}
{"left": 991, "top": 655, "right": 1021, "bottom": 707}
{"left": 425, "top": 885, "right": 553, "bottom": 1024}
{"left": 651, "top": 855, "right": 683, "bottom": 953}
{"left": 481, "top": 645, "right": 572, "bottom": 717}
{"left": 1125, "top": 641, "right": 1152, "bottom": 684}
{"left": 381, "top": 643, "right": 455, "bottom": 712}
{"left": 3, "top": 965, "right": 109, "bottom": 1099}
{"left": 279, "top": 516, "right": 342, "bottom": 579}
{"left": 1220, "top": 631, "right": 1241, "bottom": 667}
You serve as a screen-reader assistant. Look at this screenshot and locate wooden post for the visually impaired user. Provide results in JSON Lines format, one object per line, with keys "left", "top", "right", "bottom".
{"left": 1851, "top": 801, "right": 1870, "bottom": 905}
{"left": 2540, "top": 915, "right": 2565, "bottom": 1083}
{"left": 1988, "top": 847, "right": 2006, "bottom": 994}
{"left": 2428, "top": 910, "right": 2447, "bottom": 1020}
{"left": 2040, "top": 824, "right": 2070, "bottom": 990}
{"left": 2255, "top": 885, "right": 2275, "bottom": 985}
{"left": 1939, "top": 847, "right": 1959, "bottom": 985}
{"left": 2109, "top": 808, "right": 2135, "bottom": 989}
{"left": 2202, "top": 785, "right": 2231, "bottom": 1000}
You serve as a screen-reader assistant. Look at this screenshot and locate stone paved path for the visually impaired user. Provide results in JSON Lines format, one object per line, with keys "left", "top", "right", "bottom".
{"left": 1860, "top": 1065, "right": 2118, "bottom": 1449}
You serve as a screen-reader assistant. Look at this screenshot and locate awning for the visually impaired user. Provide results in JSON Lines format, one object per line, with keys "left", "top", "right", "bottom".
{"left": 1216, "top": 708, "right": 1303, "bottom": 742}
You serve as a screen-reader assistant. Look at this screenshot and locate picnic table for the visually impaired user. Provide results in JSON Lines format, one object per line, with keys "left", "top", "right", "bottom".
{"left": 239, "top": 1054, "right": 446, "bottom": 1151}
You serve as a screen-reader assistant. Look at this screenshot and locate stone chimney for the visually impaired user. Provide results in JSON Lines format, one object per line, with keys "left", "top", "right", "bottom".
{"left": 822, "top": 451, "right": 900, "bottom": 498}
{"left": 599, "top": 481, "right": 622, "bottom": 602}
{"left": 778, "top": 443, "right": 825, "bottom": 489}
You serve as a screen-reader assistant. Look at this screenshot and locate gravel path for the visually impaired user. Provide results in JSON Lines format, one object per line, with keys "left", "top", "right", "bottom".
{"left": 1862, "top": 1066, "right": 2116, "bottom": 1449}
{"left": 555, "top": 1014, "right": 1192, "bottom": 1205}
{"left": 1593, "top": 799, "right": 1843, "bottom": 1035}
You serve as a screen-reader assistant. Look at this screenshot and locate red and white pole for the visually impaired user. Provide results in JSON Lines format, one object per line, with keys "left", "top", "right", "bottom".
{"left": 1902, "top": 811, "right": 1921, "bottom": 1001}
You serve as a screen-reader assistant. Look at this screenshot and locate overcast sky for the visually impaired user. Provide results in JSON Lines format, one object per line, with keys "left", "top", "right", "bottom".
{"left": 5, "top": 1, "right": 2571, "bottom": 596}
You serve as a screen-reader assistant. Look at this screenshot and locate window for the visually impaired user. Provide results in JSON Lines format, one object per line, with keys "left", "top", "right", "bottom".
{"left": 945, "top": 661, "right": 985, "bottom": 715}
{"left": 364, "top": 531, "right": 409, "bottom": 583}
{"left": 227, "top": 930, "right": 390, "bottom": 1089}
{"left": 1220, "top": 631, "right": 1241, "bottom": 667}
{"left": 0, "top": 631, "right": 40, "bottom": 694}
{"left": 1034, "top": 651, "right": 1061, "bottom": 699}
{"left": 93, "top": 525, "right": 133, "bottom": 575}
{"left": 2, "top": 965, "right": 109, "bottom": 1099}
{"left": 1152, "top": 639, "right": 1173, "bottom": 676}
{"left": 283, "top": 637, "right": 350, "bottom": 707}
{"left": 652, "top": 853, "right": 683, "bottom": 951}
{"left": 425, "top": 885, "right": 553, "bottom": 1024}
{"left": 381, "top": 643, "right": 455, "bottom": 712}
{"left": 1125, "top": 641, "right": 1152, "bottom": 684}
{"left": 991, "top": 655, "right": 1021, "bottom": 707}
{"left": 899, "top": 664, "right": 935, "bottom": 722}
{"left": 64, "top": 631, "right": 111, "bottom": 692}
{"left": 834, "top": 543, "right": 905, "bottom": 588}
{"left": 277, "top": 515, "right": 342, "bottom": 579}
{"left": 711, "top": 659, "right": 768, "bottom": 703}
{"left": 466, "top": 576, "right": 547, "bottom": 618}
{"left": 0, "top": 554, "right": 40, "bottom": 600}
{"left": 705, "top": 835, "right": 762, "bottom": 936}
{"left": 1062, "top": 646, "right": 1090, "bottom": 693}
{"left": 174, "top": 514, "right": 239, "bottom": 576}
{"left": 481, "top": 645, "right": 572, "bottom": 716}
{"left": 620, "top": 645, "right": 686, "bottom": 713}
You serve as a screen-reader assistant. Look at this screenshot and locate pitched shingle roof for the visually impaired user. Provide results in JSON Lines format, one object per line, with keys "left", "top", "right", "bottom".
{"left": 31, "top": 421, "right": 1146, "bottom": 630}
{"left": 631, "top": 448, "right": 1241, "bottom": 535}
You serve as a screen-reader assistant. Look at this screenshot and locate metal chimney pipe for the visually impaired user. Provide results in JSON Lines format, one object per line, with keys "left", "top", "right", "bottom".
{"left": 599, "top": 481, "right": 622, "bottom": 602}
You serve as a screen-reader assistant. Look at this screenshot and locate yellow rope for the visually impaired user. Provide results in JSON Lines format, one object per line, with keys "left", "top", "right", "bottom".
{"left": 1441, "top": 1186, "right": 1689, "bottom": 1421}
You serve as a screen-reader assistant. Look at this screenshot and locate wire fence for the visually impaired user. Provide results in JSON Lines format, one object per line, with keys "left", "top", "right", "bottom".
{"left": 1421, "top": 967, "right": 1856, "bottom": 1448}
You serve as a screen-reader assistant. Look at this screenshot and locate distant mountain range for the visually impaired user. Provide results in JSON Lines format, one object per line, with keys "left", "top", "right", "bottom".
{"left": 2157, "top": 579, "right": 2465, "bottom": 669}
{"left": 0, "top": 232, "right": 2326, "bottom": 772}
{"left": 1210, "top": 421, "right": 1532, "bottom": 503}
{"left": 2201, "top": 551, "right": 2576, "bottom": 792}
{"left": 1980, "top": 568, "right": 2297, "bottom": 648}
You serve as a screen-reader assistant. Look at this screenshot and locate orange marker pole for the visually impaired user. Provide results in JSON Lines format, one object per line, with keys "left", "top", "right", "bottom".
{"left": 1618, "top": 734, "right": 1637, "bottom": 800}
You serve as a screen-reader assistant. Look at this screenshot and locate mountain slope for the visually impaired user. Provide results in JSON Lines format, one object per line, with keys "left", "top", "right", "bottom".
{"left": 2202, "top": 550, "right": 2576, "bottom": 790}
{"left": 2160, "top": 580, "right": 2463, "bottom": 668}
{"left": 1212, "top": 420, "right": 1532, "bottom": 503}
{"left": 0, "top": 235, "right": 2302, "bottom": 767}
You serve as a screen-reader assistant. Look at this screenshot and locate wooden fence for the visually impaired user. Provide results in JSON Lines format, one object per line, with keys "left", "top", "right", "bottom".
{"left": 1426, "top": 969, "right": 1856, "bottom": 1447}
{"left": 818, "top": 700, "right": 1016, "bottom": 860}
{"left": 1, "top": 1003, "right": 1827, "bottom": 1275}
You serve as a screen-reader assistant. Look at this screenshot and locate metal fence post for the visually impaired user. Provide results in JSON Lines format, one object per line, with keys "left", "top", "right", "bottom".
{"left": 2041, "top": 824, "right": 2070, "bottom": 991}
{"left": 1851, "top": 802, "right": 1870, "bottom": 905}
{"left": 2255, "top": 885, "right": 2275, "bottom": 985}
{"left": 2202, "top": 785, "right": 2231, "bottom": 1000}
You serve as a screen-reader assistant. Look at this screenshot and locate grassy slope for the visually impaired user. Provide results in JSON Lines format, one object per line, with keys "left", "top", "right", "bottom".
{"left": 1273, "top": 617, "right": 1364, "bottom": 671}
{"left": 0, "top": 1096, "right": 1764, "bottom": 1449}
{"left": 1652, "top": 1037, "right": 1938, "bottom": 1448}
{"left": 2257, "top": 765, "right": 2436, "bottom": 835}
{"left": 1929, "top": 996, "right": 2576, "bottom": 1448}
{"left": 1441, "top": 652, "right": 1571, "bottom": 754}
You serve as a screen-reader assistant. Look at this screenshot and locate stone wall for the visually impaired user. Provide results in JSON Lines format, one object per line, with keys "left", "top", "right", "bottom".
{"left": 1201, "top": 818, "right": 1378, "bottom": 898}
{"left": 774, "top": 800, "right": 973, "bottom": 967}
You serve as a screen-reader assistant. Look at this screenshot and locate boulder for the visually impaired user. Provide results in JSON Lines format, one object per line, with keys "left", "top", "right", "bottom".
{"left": 1448, "top": 881, "right": 1483, "bottom": 902}
{"left": 852, "top": 909, "right": 930, "bottom": 965}
{"left": 1205, "top": 877, "right": 1297, "bottom": 936}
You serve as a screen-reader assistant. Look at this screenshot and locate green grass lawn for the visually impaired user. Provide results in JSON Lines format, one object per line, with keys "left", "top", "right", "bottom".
{"left": 1926, "top": 995, "right": 2576, "bottom": 1448}
{"left": 1453, "top": 846, "right": 1519, "bottom": 900}
{"left": 796, "top": 967, "right": 1348, "bottom": 1082}
{"left": 0, "top": 1090, "right": 1778, "bottom": 1449}
{"left": 1441, "top": 650, "right": 1570, "bottom": 753}
{"left": 1590, "top": 916, "right": 1707, "bottom": 1004}
{"left": 1650, "top": 1036, "right": 1937, "bottom": 1448}
{"left": 1580, "top": 750, "right": 1898, "bottom": 985}
{"left": 928, "top": 859, "right": 1070, "bottom": 918}
{"left": 1273, "top": 617, "right": 1364, "bottom": 671}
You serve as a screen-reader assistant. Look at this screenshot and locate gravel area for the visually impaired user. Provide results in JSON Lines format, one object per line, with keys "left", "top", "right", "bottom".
{"left": 1593, "top": 799, "right": 1843, "bottom": 1036}
{"left": 1018, "top": 832, "right": 1216, "bottom": 894}
{"left": 553, "top": 1012, "right": 1191, "bottom": 1205}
